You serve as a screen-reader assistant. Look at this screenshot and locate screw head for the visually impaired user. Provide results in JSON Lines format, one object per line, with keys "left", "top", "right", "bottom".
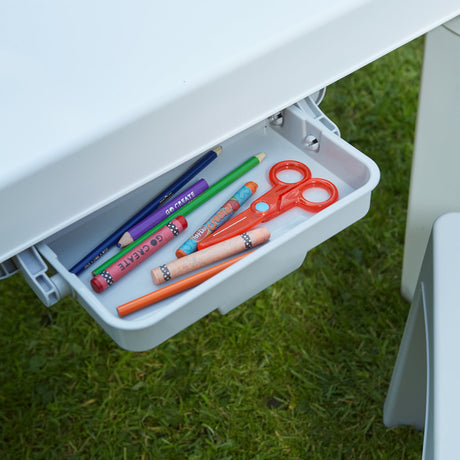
{"left": 305, "top": 135, "right": 319, "bottom": 151}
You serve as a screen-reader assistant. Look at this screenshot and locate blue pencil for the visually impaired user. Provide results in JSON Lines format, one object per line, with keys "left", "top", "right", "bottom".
{"left": 69, "top": 146, "right": 222, "bottom": 275}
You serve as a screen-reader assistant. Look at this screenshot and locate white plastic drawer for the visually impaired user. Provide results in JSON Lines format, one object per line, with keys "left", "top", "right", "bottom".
{"left": 11, "top": 97, "right": 379, "bottom": 351}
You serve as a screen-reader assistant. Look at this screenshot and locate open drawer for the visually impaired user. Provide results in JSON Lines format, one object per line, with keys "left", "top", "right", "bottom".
{"left": 5, "top": 95, "right": 379, "bottom": 351}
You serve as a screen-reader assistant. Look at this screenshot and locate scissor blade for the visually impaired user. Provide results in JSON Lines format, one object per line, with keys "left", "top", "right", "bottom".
{"left": 197, "top": 208, "right": 262, "bottom": 250}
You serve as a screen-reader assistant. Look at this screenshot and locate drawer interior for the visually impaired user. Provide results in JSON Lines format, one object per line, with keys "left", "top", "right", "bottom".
{"left": 36, "top": 101, "right": 379, "bottom": 350}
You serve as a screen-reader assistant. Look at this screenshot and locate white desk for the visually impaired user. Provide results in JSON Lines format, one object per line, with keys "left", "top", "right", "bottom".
{"left": 1, "top": 0, "right": 459, "bottom": 269}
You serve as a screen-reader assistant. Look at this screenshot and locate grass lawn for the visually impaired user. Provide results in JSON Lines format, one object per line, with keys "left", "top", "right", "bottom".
{"left": 0, "top": 37, "right": 425, "bottom": 459}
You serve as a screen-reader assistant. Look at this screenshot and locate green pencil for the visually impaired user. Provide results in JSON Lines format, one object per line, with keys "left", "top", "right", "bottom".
{"left": 91, "top": 152, "right": 266, "bottom": 275}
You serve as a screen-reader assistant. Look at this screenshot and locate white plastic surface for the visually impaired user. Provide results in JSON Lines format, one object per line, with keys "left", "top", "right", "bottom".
{"left": 30, "top": 102, "right": 380, "bottom": 351}
{"left": 401, "top": 17, "right": 460, "bottom": 301}
{"left": 384, "top": 212, "right": 460, "bottom": 460}
{"left": 1, "top": 1, "right": 459, "bottom": 264}
{"left": 0, "top": 259, "right": 18, "bottom": 279}
{"left": 12, "top": 248, "right": 70, "bottom": 307}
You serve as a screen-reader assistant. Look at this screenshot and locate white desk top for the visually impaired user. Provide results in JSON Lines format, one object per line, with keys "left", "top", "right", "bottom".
{"left": 1, "top": 0, "right": 459, "bottom": 263}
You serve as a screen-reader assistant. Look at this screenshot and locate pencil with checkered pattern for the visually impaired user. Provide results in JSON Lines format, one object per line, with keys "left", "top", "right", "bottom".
{"left": 91, "top": 216, "right": 187, "bottom": 293}
{"left": 150, "top": 227, "right": 270, "bottom": 285}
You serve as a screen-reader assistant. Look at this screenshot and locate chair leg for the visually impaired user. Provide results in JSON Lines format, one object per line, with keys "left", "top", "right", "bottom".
{"left": 383, "top": 282, "right": 427, "bottom": 429}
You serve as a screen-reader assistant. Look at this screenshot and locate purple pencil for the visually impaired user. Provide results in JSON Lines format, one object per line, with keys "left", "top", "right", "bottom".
{"left": 117, "top": 179, "right": 208, "bottom": 247}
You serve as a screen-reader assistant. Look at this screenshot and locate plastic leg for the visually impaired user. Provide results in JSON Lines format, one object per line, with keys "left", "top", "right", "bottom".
{"left": 383, "top": 280, "right": 428, "bottom": 430}
{"left": 401, "top": 16, "right": 460, "bottom": 301}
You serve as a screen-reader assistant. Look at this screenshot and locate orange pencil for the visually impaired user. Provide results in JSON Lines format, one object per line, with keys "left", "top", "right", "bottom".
{"left": 117, "top": 252, "right": 250, "bottom": 317}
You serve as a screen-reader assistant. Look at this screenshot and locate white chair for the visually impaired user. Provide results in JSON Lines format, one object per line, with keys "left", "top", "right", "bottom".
{"left": 384, "top": 212, "right": 460, "bottom": 459}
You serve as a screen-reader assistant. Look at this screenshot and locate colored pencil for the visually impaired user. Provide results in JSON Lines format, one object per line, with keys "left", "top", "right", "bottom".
{"left": 151, "top": 227, "right": 270, "bottom": 285}
{"left": 92, "top": 152, "right": 266, "bottom": 275}
{"left": 90, "top": 216, "right": 187, "bottom": 293}
{"left": 68, "top": 146, "right": 221, "bottom": 275}
{"left": 175, "top": 181, "right": 258, "bottom": 258}
{"left": 117, "top": 252, "right": 250, "bottom": 317}
{"left": 117, "top": 178, "right": 208, "bottom": 247}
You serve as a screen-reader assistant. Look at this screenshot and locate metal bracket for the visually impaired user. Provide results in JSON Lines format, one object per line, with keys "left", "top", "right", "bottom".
{"left": 269, "top": 89, "right": 340, "bottom": 156}
{"left": 294, "top": 93, "right": 340, "bottom": 137}
{"left": 14, "top": 247, "right": 70, "bottom": 307}
{"left": 0, "top": 258, "right": 19, "bottom": 279}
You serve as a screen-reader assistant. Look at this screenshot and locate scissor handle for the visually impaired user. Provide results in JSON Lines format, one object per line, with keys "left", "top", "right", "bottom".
{"left": 297, "top": 177, "right": 339, "bottom": 212}
{"left": 269, "top": 160, "right": 338, "bottom": 213}
{"left": 198, "top": 160, "right": 339, "bottom": 250}
{"left": 268, "top": 160, "right": 312, "bottom": 186}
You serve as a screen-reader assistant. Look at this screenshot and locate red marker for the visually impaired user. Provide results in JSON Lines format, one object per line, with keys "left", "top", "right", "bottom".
{"left": 91, "top": 216, "right": 187, "bottom": 293}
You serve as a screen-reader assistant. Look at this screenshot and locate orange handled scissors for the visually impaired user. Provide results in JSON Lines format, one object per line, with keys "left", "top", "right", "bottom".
{"left": 197, "top": 160, "right": 339, "bottom": 250}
